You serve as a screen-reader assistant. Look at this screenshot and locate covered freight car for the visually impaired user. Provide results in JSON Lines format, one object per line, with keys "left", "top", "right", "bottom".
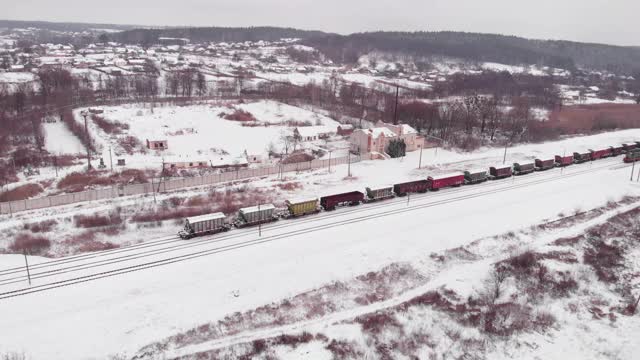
{"left": 428, "top": 173, "right": 464, "bottom": 190}
{"left": 624, "top": 149, "right": 640, "bottom": 163}
{"left": 320, "top": 191, "right": 364, "bottom": 211}
{"left": 179, "top": 212, "right": 228, "bottom": 239}
{"left": 393, "top": 180, "right": 429, "bottom": 196}
{"left": 535, "top": 158, "right": 555, "bottom": 171}
{"left": 236, "top": 204, "right": 278, "bottom": 227}
{"left": 573, "top": 151, "right": 592, "bottom": 163}
{"left": 555, "top": 154, "right": 573, "bottom": 167}
{"left": 464, "top": 169, "right": 488, "bottom": 184}
{"left": 285, "top": 198, "right": 320, "bottom": 218}
{"left": 623, "top": 143, "right": 638, "bottom": 153}
{"left": 366, "top": 185, "right": 395, "bottom": 202}
{"left": 513, "top": 161, "right": 535, "bottom": 175}
{"left": 489, "top": 165, "right": 512, "bottom": 179}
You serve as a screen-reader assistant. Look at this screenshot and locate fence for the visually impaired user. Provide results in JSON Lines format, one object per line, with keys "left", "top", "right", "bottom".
{"left": 0, "top": 155, "right": 364, "bottom": 215}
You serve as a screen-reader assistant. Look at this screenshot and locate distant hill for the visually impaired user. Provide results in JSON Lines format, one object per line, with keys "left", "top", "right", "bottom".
{"left": 116, "top": 27, "right": 331, "bottom": 45}
{"left": 0, "top": 19, "right": 138, "bottom": 32}
{"left": 304, "top": 31, "right": 640, "bottom": 75}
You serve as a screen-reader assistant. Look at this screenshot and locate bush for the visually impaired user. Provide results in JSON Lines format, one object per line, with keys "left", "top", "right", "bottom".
{"left": 74, "top": 212, "right": 123, "bottom": 228}
{"left": 355, "top": 312, "right": 401, "bottom": 335}
{"left": 0, "top": 183, "right": 43, "bottom": 201}
{"left": 24, "top": 219, "right": 57, "bottom": 233}
{"left": 386, "top": 139, "right": 406, "bottom": 158}
{"left": 224, "top": 109, "right": 256, "bottom": 122}
{"left": 584, "top": 240, "right": 624, "bottom": 283}
{"left": 9, "top": 233, "right": 52, "bottom": 255}
{"left": 92, "top": 115, "right": 130, "bottom": 135}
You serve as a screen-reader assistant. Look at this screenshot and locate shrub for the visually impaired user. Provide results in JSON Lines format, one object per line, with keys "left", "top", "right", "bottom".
{"left": 92, "top": 115, "right": 129, "bottom": 135}
{"left": 0, "top": 183, "right": 43, "bottom": 202}
{"left": 9, "top": 233, "right": 52, "bottom": 255}
{"left": 355, "top": 312, "right": 401, "bottom": 335}
{"left": 24, "top": 219, "right": 57, "bottom": 233}
{"left": 74, "top": 212, "right": 123, "bottom": 228}
{"left": 583, "top": 240, "right": 624, "bottom": 283}
{"left": 224, "top": 109, "right": 256, "bottom": 122}
{"left": 118, "top": 136, "right": 144, "bottom": 155}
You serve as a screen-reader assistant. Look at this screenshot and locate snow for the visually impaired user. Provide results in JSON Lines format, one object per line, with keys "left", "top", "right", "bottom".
{"left": 240, "top": 203, "right": 276, "bottom": 214}
{"left": 42, "top": 122, "right": 85, "bottom": 155}
{"left": 187, "top": 213, "right": 226, "bottom": 223}
{"left": 429, "top": 172, "right": 464, "bottom": 180}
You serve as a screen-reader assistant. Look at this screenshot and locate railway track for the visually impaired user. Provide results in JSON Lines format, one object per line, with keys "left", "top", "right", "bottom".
{"left": 0, "top": 158, "right": 630, "bottom": 300}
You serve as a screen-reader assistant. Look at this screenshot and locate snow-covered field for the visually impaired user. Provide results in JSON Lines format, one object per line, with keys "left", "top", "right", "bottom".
{"left": 43, "top": 122, "right": 86, "bottom": 155}
{"left": 69, "top": 100, "right": 343, "bottom": 170}
{"left": 0, "top": 132, "right": 639, "bottom": 358}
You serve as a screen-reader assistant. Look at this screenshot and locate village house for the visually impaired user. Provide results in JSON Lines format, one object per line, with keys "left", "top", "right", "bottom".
{"left": 349, "top": 122, "right": 425, "bottom": 156}
{"left": 163, "top": 159, "right": 209, "bottom": 170}
{"left": 293, "top": 126, "right": 335, "bottom": 142}
{"left": 337, "top": 124, "right": 354, "bottom": 136}
{"left": 146, "top": 139, "right": 168, "bottom": 150}
{"left": 374, "top": 121, "right": 425, "bottom": 152}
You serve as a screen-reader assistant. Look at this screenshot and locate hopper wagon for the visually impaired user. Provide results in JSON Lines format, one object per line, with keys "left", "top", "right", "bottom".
{"left": 365, "top": 185, "right": 395, "bottom": 202}
{"left": 534, "top": 158, "right": 555, "bottom": 171}
{"left": 285, "top": 198, "right": 320, "bottom": 218}
{"left": 427, "top": 173, "right": 464, "bottom": 190}
{"left": 622, "top": 143, "right": 638, "bottom": 153}
{"left": 513, "top": 161, "right": 535, "bottom": 175}
{"left": 179, "top": 212, "right": 228, "bottom": 239}
{"left": 610, "top": 146, "right": 624, "bottom": 157}
{"left": 589, "top": 148, "right": 612, "bottom": 160}
{"left": 320, "top": 191, "right": 364, "bottom": 211}
{"left": 235, "top": 204, "right": 278, "bottom": 228}
{"left": 555, "top": 154, "right": 573, "bottom": 167}
{"left": 573, "top": 151, "right": 592, "bottom": 164}
{"left": 489, "top": 165, "right": 512, "bottom": 179}
{"left": 624, "top": 149, "right": 640, "bottom": 163}
{"left": 463, "top": 169, "right": 488, "bottom": 184}
{"left": 393, "top": 180, "right": 429, "bottom": 196}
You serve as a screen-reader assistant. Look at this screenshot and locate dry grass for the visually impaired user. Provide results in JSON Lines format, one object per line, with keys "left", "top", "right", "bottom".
{"left": 0, "top": 183, "right": 44, "bottom": 202}
{"left": 9, "top": 233, "right": 52, "bottom": 255}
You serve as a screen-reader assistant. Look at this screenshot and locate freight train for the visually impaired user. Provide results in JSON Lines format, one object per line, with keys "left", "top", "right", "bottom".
{"left": 178, "top": 141, "right": 640, "bottom": 238}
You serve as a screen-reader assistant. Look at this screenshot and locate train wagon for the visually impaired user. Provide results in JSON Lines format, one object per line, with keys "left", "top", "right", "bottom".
{"left": 464, "top": 169, "right": 488, "bottom": 184}
{"left": 320, "top": 191, "right": 364, "bottom": 211}
{"left": 285, "top": 198, "right": 320, "bottom": 218}
{"left": 573, "top": 151, "right": 592, "bottom": 164}
{"left": 428, "top": 173, "right": 464, "bottom": 190}
{"left": 179, "top": 212, "right": 228, "bottom": 239}
{"left": 365, "top": 185, "right": 395, "bottom": 202}
{"left": 535, "top": 158, "right": 555, "bottom": 171}
{"left": 236, "top": 204, "right": 278, "bottom": 228}
{"left": 489, "top": 165, "right": 512, "bottom": 179}
{"left": 622, "top": 143, "right": 638, "bottom": 153}
{"left": 513, "top": 161, "right": 535, "bottom": 175}
{"left": 555, "top": 154, "right": 573, "bottom": 167}
{"left": 610, "top": 146, "right": 624, "bottom": 157}
{"left": 624, "top": 149, "right": 640, "bottom": 163}
{"left": 589, "top": 148, "right": 612, "bottom": 160}
{"left": 393, "top": 180, "right": 429, "bottom": 196}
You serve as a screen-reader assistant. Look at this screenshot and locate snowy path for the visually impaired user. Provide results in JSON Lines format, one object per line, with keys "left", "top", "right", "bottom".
{"left": 0, "top": 157, "right": 638, "bottom": 359}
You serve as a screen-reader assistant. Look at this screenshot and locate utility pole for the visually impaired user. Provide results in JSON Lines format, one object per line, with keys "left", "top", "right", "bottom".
{"left": 109, "top": 146, "right": 113, "bottom": 171}
{"left": 258, "top": 203, "right": 262, "bottom": 237}
{"left": 502, "top": 142, "right": 509, "bottom": 165}
{"left": 150, "top": 176, "right": 157, "bottom": 204}
{"left": 53, "top": 156, "right": 58, "bottom": 177}
{"left": 631, "top": 161, "right": 636, "bottom": 181}
{"left": 347, "top": 151, "right": 352, "bottom": 177}
{"left": 393, "top": 84, "right": 399, "bottom": 125}
{"left": 418, "top": 146, "right": 423, "bottom": 169}
{"left": 23, "top": 249, "right": 31, "bottom": 286}
{"left": 81, "top": 111, "right": 92, "bottom": 171}
{"left": 328, "top": 151, "right": 332, "bottom": 173}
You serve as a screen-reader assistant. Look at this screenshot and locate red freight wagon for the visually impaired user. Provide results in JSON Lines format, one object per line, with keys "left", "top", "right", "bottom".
{"left": 489, "top": 165, "right": 512, "bottom": 179}
{"left": 393, "top": 179, "right": 429, "bottom": 196}
{"left": 427, "top": 173, "right": 464, "bottom": 190}
{"left": 535, "top": 158, "right": 555, "bottom": 171}
{"left": 555, "top": 155, "right": 573, "bottom": 167}
{"left": 320, "top": 191, "right": 364, "bottom": 211}
{"left": 589, "top": 148, "right": 612, "bottom": 160}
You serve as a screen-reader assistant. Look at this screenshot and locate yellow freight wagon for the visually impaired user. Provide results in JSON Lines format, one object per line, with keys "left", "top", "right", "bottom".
{"left": 285, "top": 197, "right": 320, "bottom": 217}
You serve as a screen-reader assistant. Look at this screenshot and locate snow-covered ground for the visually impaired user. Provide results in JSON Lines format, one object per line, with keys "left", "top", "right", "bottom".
{"left": 43, "top": 122, "right": 86, "bottom": 155}
{"left": 0, "top": 140, "right": 638, "bottom": 358}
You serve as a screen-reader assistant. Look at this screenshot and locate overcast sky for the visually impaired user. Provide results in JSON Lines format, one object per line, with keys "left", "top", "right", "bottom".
{"left": 4, "top": 0, "right": 638, "bottom": 46}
